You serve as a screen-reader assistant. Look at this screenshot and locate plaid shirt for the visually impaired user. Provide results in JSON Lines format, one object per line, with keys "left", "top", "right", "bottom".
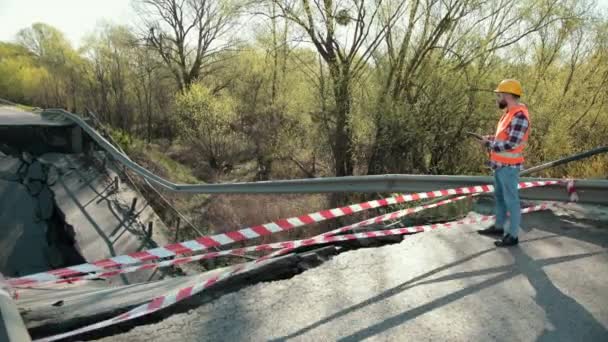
{"left": 485, "top": 112, "right": 529, "bottom": 170}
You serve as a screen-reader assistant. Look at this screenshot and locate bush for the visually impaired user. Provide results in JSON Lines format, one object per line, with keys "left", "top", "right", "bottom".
{"left": 109, "top": 128, "right": 138, "bottom": 154}
{"left": 175, "top": 83, "right": 245, "bottom": 173}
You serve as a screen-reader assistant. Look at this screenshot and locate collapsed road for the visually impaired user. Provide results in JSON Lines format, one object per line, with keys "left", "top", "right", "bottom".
{"left": 94, "top": 206, "right": 608, "bottom": 342}
{"left": 1, "top": 104, "right": 607, "bottom": 342}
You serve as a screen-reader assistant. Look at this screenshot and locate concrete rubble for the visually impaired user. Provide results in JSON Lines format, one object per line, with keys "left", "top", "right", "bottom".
{"left": 0, "top": 150, "right": 172, "bottom": 284}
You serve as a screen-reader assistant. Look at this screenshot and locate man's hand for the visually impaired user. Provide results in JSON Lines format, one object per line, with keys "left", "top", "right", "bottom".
{"left": 479, "top": 137, "right": 491, "bottom": 148}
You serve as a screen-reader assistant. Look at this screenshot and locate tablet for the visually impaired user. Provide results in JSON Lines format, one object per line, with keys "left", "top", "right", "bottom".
{"left": 466, "top": 132, "right": 483, "bottom": 140}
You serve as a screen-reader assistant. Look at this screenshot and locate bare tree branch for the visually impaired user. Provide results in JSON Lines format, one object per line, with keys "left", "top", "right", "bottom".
{"left": 136, "top": 0, "right": 241, "bottom": 90}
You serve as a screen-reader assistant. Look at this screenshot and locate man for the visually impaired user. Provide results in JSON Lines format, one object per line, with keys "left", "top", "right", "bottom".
{"left": 477, "top": 79, "right": 530, "bottom": 247}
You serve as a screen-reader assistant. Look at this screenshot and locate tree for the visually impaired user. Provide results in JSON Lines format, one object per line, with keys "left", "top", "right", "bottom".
{"left": 367, "top": 0, "right": 591, "bottom": 175}
{"left": 16, "top": 23, "right": 85, "bottom": 111}
{"left": 136, "top": 0, "right": 242, "bottom": 91}
{"left": 81, "top": 24, "right": 138, "bottom": 130}
{"left": 133, "top": 45, "right": 171, "bottom": 143}
{"left": 0, "top": 42, "right": 48, "bottom": 104}
{"left": 175, "top": 83, "right": 243, "bottom": 172}
{"left": 81, "top": 23, "right": 179, "bottom": 140}
{"left": 264, "top": 0, "right": 407, "bottom": 178}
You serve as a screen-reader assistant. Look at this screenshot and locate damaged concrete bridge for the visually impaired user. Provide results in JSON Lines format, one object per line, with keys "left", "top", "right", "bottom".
{"left": 1, "top": 104, "right": 607, "bottom": 342}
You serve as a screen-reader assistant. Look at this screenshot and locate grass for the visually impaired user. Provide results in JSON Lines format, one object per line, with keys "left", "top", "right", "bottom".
{"left": 108, "top": 128, "right": 200, "bottom": 184}
{"left": 141, "top": 146, "right": 200, "bottom": 184}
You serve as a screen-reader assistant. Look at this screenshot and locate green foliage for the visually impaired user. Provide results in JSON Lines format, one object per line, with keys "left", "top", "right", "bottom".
{"left": 1, "top": 0, "right": 607, "bottom": 181}
{"left": 17, "top": 23, "right": 87, "bottom": 107}
{"left": 109, "top": 127, "right": 138, "bottom": 153}
{"left": 109, "top": 127, "right": 200, "bottom": 184}
{"left": 17, "top": 23, "right": 74, "bottom": 62}
{"left": 0, "top": 42, "right": 48, "bottom": 104}
{"left": 175, "top": 83, "right": 243, "bottom": 170}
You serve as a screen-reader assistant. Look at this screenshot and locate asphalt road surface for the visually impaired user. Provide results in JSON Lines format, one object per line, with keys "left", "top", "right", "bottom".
{"left": 95, "top": 205, "right": 608, "bottom": 342}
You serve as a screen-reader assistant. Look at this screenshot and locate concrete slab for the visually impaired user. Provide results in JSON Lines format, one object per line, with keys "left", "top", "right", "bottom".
{"left": 0, "top": 155, "right": 23, "bottom": 181}
{"left": 0, "top": 106, "right": 71, "bottom": 127}
{"left": 18, "top": 270, "right": 217, "bottom": 329}
{"left": 0, "top": 179, "right": 50, "bottom": 277}
{"left": 47, "top": 154, "right": 158, "bottom": 285}
{"left": 19, "top": 254, "right": 298, "bottom": 331}
{"left": 101, "top": 158, "right": 202, "bottom": 275}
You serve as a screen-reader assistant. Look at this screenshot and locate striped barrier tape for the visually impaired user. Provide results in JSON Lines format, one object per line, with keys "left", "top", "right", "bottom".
{"left": 10, "top": 180, "right": 562, "bottom": 287}
{"left": 35, "top": 202, "right": 557, "bottom": 342}
{"left": 31, "top": 193, "right": 476, "bottom": 286}
{"left": 35, "top": 247, "right": 292, "bottom": 342}
{"left": 318, "top": 194, "right": 478, "bottom": 239}
{"left": 264, "top": 194, "right": 480, "bottom": 263}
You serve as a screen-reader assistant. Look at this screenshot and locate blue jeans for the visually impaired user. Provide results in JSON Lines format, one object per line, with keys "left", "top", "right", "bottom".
{"left": 494, "top": 166, "right": 521, "bottom": 238}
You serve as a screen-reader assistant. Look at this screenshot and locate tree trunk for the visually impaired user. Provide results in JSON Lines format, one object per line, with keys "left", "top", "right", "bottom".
{"left": 330, "top": 65, "right": 354, "bottom": 177}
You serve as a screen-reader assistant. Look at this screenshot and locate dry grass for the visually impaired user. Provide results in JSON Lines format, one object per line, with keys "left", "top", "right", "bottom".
{"left": 196, "top": 192, "right": 475, "bottom": 246}
{"left": 200, "top": 194, "right": 332, "bottom": 243}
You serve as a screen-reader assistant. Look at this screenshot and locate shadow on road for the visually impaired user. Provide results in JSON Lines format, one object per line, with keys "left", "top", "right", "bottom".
{"left": 271, "top": 232, "right": 607, "bottom": 342}
{"left": 57, "top": 175, "right": 130, "bottom": 285}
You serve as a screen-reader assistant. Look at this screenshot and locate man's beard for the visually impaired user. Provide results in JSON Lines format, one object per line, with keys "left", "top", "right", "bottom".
{"left": 498, "top": 100, "right": 507, "bottom": 109}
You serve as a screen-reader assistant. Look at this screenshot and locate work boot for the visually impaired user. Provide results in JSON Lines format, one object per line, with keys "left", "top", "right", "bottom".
{"left": 494, "top": 234, "right": 519, "bottom": 247}
{"left": 478, "top": 225, "right": 504, "bottom": 236}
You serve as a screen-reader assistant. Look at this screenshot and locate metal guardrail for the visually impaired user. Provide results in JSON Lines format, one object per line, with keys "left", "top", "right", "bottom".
{"left": 41, "top": 108, "right": 608, "bottom": 204}
{"left": 82, "top": 110, "right": 256, "bottom": 262}
{"left": 520, "top": 146, "right": 608, "bottom": 176}
{"left": 0, "top": 106, "right": 605, "bottom": 342}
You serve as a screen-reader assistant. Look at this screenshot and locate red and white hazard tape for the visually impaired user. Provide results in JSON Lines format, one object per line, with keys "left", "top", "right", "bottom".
{"left": 319, "top": 194, "right": 478, "bottom": 239}
{"left": 10, "top": 180, "right": 562, "bottom": 287}
{"left": 35, "top": 202, "right": 557, "bottom": 342}
{"left": 33, "top": 193, "right": 476, "bottom": 286}
{"left": 35, "top": 247, "right": 291, "bottom": 342}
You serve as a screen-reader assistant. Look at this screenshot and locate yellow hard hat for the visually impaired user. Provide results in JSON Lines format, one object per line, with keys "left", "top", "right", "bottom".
{"left": 494, "top": 79, "right": 522, "bottom": 96}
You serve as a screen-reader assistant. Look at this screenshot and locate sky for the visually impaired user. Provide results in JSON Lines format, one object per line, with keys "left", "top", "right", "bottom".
{"left": 0, "top": 0, "right": 136, "bottom": 47}
{"left": 1, "top": 0, "right": 608, "bottom": 48}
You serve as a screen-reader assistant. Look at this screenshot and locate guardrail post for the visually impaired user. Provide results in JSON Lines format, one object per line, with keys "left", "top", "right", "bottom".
{"left": 130, "top": 197, "right": 138, "bottom": 214}
{"left": 0, "top": 274, "right": 32, "bottom": 342}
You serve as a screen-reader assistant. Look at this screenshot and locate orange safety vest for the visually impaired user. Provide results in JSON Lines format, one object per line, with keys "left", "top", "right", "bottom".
{"left": 490, "top": 104, "right": 530, "bottom": 165}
